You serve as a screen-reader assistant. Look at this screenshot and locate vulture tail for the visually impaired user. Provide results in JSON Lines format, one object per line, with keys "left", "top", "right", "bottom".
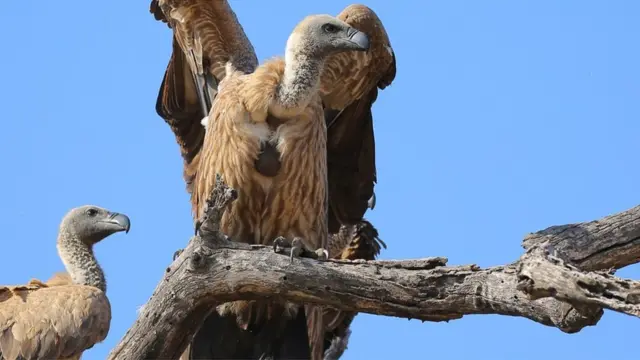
{"left": 188, "top": 308, "right": 312, "bottom": 359}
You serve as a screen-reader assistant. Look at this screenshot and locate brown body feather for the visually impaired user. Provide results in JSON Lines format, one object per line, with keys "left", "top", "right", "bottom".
{"left": 192, "top": 59, "right": 328, "bottom": 358}
{"left": 194, "top": 60, "right": 328, "bottom": 249}
{"left": 151, "top": 2, "right": 395, "bottom": 359}
{"left": 0, "top": 274, "right": 111, "bottom": 360}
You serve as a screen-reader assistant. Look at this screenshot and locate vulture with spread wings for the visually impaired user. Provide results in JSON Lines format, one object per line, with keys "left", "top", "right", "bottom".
{"left": 150, "top": 1, "right": 395, "bottom": 359}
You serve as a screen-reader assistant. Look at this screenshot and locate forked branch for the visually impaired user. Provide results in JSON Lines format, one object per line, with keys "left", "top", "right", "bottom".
{"left": 107, "top": 176, "right": 640, "bottom": 360}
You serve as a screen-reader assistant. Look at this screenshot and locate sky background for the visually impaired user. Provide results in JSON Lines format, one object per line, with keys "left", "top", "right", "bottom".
{"left": 1, "top": 0, "right": 639, "bottom": 359}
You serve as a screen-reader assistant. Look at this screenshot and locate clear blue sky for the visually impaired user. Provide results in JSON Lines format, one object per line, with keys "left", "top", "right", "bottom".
{"left": 1, "top": 1, "right": 639, "bottom": 359}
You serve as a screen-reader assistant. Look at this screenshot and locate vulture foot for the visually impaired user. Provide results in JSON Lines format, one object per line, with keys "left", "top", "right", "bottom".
{"left": 273, "top": 236, "right": 288, "bottom": 253}
{"left": 290, "top": 237, "right": 304, "bottom": 263}
{"left": 314, "top": 247, "right": 329, "bottom": 260}
{"left": 272, "top": 237, "right": 329, "bottom": 263}
{"left": 173, "top": 249, "right": 184, "bottom": 261}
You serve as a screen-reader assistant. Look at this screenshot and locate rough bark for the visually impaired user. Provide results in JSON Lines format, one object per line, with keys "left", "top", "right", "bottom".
{"left": 107, "top": 177, "right": 640, "bottom": 360}
{"left": 518, "top": 246, "right": 640, "bottom": 318}
{"left": 522, "top": 205, "right": 640, "bottom": 271}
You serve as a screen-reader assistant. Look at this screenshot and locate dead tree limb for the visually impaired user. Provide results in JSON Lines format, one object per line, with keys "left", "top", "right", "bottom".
{"left": 107, "top": 176, "right": 640, "bottom": 360}
{"left": 522, "top": 205, "right": 640, "bottom": 271}
{"left": 518, "top": 246, "right": 640, "bottom": 318}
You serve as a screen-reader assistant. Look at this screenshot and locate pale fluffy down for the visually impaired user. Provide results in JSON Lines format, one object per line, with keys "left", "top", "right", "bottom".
{"left": 200, "top": 116, "right": 209, "bottom": 129}
{"left": 0, "top": 274, "right": 111, "bottom": 360}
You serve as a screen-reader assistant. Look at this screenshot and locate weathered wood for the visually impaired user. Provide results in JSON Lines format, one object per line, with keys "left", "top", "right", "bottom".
{"left": 518, "top": 246, "right": 640, "bottom": 318}
{"left": 107, "top": 177, "right": 640, "bottom": 360}
{"left": 522, "top": 205, "right": 640, "bottom": 271}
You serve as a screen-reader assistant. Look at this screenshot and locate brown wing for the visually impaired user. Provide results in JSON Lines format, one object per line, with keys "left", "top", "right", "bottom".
{"left": 319, "top": 5, "right": 396, "bottom": 357}
{"left": 150, "top": 0, "right": 257, "bottom": 200}
{"left": 320, "top": 4, "right": 397, "bottom": 234}
{"left": 155, "top": 37, "right": 207, "bottom": 195}
{"left": 0, "top": 281, "right": 110, "bottom": 360}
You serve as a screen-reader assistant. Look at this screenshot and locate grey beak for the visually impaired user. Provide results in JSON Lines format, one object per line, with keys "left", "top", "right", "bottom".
{"left": 105, "top": 212, "right": 131, "bottom": 234}
{"left": 347, "top": 28, "right": 370, "bottom": 51}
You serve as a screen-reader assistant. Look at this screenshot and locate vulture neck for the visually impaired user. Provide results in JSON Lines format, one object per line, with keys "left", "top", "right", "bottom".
{"left": 57, "top": 230, "right": 106, "bottom": 293}
{"left": 278, "top": 39, "right": 324, "bottom": 110}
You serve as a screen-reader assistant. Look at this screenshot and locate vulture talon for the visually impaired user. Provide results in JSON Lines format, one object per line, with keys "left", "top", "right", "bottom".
{"left": 290, "top": 237, "right": 304, "bottom": 263}
{"left": 314, "top": 247, "right": 329, "bottom": 261}
{"left": 273, "top": 236, "right": 288, "bottom": 254}
{"left": 272, "top": 237, "right": 327, "bottom": 262}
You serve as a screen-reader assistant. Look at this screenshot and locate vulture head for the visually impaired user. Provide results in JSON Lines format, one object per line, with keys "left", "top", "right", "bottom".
{"left": 59, "top": 205, "right": 131, "bottom": 246}
{"left": 287, "top": 14, "right": 370, "bottom": 58}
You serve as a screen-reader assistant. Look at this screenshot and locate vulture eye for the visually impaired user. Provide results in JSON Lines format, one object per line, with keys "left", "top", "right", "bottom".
{"left": 86, "top": 208, "right": 98, "bottom": 217}
{"left": 322, "top": 24, "right": 339, "bottom": 33}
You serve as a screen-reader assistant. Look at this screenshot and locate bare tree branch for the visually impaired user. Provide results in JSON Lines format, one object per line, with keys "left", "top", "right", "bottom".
{"left": 522, "top": 205, "right": 640, "bottom": 271}
{"left": 107, "top": 177, "right": 640, "bottom": 360}
{"left": 518, "top": 246, "right": 640, "bottom": 318}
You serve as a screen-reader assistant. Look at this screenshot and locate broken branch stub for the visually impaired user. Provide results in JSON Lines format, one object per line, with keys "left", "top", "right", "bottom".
{"left": 106, "top": 174, "right": 640, "bottom": 359}
{"left": 522, "top": 205, "right": 640, "bottom": 271}
{"left": 195, "top": 173, "right": 237, "bottom": 237}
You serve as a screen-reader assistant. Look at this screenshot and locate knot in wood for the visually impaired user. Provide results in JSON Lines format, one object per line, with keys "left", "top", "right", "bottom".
{"left": 190, "top": 250, "right": 209, "bottom": 270}
{"left": 627, "top": 292, "right": 640, "bottom": 304}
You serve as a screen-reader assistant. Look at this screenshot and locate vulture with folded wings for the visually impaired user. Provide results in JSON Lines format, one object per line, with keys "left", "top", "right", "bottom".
{"left": 150, "top": 1, "right": 395, "bottom": 359}
{"left": 0, "top": 205, "right": 130, "bottom": 360}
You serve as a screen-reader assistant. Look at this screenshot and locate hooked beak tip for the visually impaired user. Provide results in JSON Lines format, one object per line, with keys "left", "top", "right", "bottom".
{"left": 349, "top": 30, "right": 370, "bottom": 51}
{"left": 107, "top": 212, "right": 131, "bottom": 234}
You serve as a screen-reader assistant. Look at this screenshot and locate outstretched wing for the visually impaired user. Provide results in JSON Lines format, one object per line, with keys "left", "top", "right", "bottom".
{"left": 154, "top": 37, "right": 206, "bottom": 195}
{"left": 320, "top": 4, "right": 397, "bottom": 234}
{"left": 0, "top": 282, "right": 110, "bottom": 360}
{"left": 150, "top": 0, "right": 257, "bottom": 201}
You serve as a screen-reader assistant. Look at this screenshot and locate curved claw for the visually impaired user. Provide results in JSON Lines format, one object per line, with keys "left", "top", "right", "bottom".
{"left": 173, "top": 249, "right": 184, "bottom": 261}
{"left": 273, "top": 236, "right": 288, "bottom": 253}
{"left": 314, "top": 248, "right": 329, "bottom": 261}
{"left": 367, "top": 192, "right": 376, "bottom": 210}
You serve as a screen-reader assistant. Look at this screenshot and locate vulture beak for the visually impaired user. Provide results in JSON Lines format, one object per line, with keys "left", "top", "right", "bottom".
{"left": 102, "top": 212, "right": 131, "bottom": 234}
{"left": 345, "top": 28, "right": 370, "bottom": 51}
